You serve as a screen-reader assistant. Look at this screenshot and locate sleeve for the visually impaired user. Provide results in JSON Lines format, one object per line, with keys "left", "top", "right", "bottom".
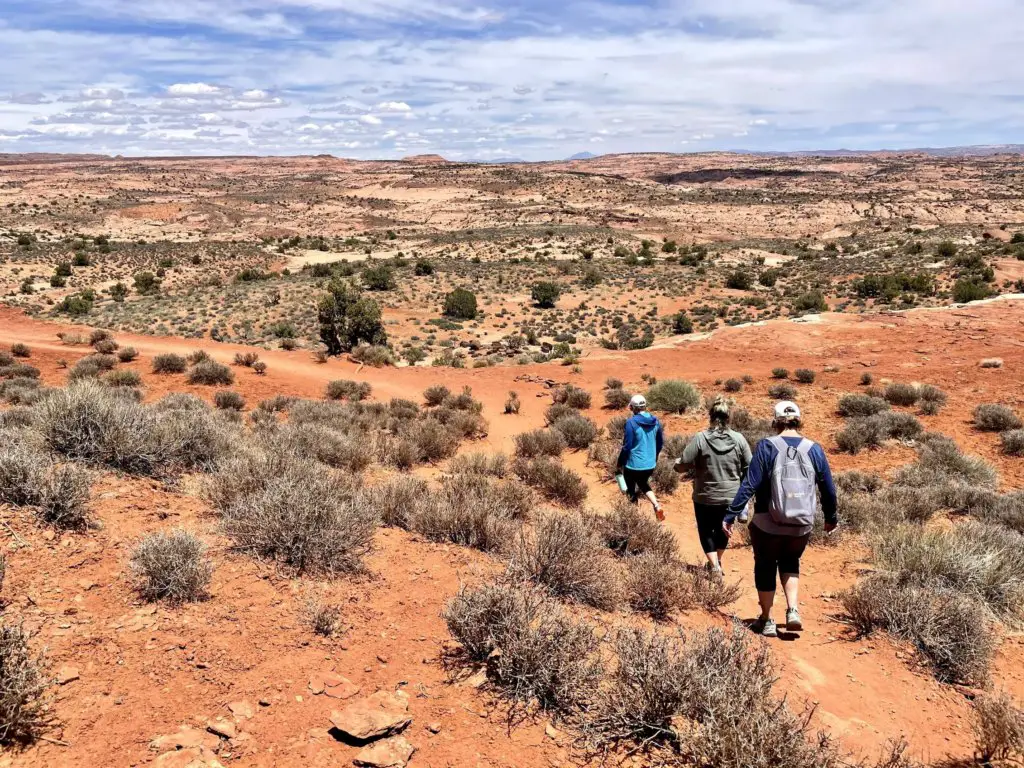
{"left": 726, "top": 440, "right": 771, "bottom": 523}
{"left": 811, "top": 444, "right": 838, "bottom": 524}
{"left": 676, "top": 433, "right": 700, "bottom": 467}
{"left": 738, "top": 435, "right": 753, "bottom": 474}
{"left": 655, "top": 421, "right": 664, "bottom": 458}
{"left": 617, "top": 418, "right": 635, "bottom": 469}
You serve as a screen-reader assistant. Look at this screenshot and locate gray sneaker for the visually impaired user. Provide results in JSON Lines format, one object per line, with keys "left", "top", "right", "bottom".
{"left": 752, "top": 618, "right": 777, "bottom": 638}
{"left": 786, "top": 608, "right": 803, "bottom": 632}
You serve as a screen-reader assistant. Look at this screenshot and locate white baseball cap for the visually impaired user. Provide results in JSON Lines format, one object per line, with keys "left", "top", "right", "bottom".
{"left": 774, "top": 401, "right": 801, "bottom": 419}
{"left": 629, "top": 394, "right": 647, "bottom": 410}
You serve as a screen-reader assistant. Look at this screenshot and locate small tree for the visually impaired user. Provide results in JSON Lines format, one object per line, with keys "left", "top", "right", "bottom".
{"left": 318, "top": 280, "right": 388, "bottom": 356}
{"left": 361, "top": 264, "right": 396, "bottom": 291}
{"left": 725, "top": 270, "right": 753, "bottom": 290}
{"left": 672, "top": 312, "right": 693, "bottom": 335}
{"left": 109, "top": 282, "right": 128, "bottom": 302}
{"left": 444, "top": 288, "right": 478, "bottom": 320}
{"left": 936, "top": 240, "right": 958, "bottom": 259}
{"left": 531, "top": 281, "right": 561, "bottom": 308}
{"left": 133, "top": 271, "right": 160, "bottom": 296}
{"left": 414, "top": 260, "right": 435, "bottom": 276}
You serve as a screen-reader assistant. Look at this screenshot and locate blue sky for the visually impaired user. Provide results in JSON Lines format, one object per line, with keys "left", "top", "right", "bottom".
{"left": 1, "top": 0, "right": 1023, "bottom": 159}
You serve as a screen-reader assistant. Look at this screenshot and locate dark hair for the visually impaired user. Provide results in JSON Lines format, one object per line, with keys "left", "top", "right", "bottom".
{"left": 773, "top": 416, "right": 802, "bottom": 432}
{"left": 709, "top": 410, "right": 730, "bottom": 430}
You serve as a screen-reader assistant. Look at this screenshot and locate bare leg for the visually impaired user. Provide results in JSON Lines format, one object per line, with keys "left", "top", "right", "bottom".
{"left": 716, "top": 549, "right": 726, "bottom": 569}
{"left": 644, "top": 490, "right": 663, "bottom": 521}
{"left": 780, "top": 573, "right": 799, "bottom": 610}
{"left": 705, "top": 551, "right": 721, "bottom": 571}
{"left": 757, "top": 590, "right": 775, "bottom": 621}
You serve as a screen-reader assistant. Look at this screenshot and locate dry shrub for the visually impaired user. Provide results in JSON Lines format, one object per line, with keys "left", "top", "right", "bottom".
{"left": 836, "top": 412, "right": 923, "bottom": 454}
{"left": 974, "top": 404, "right": 1023, "bottom": 432}
{"left": 443, "top": 579, "right": 602, "bottom": 712}
{"left": 423, "top": 385, "right": 450, "bottom": 406}
{"left": 624, "top": 555, "right": 690, "bottom": 619}
{"left": 980, "top": 358, "right": 1004, "bottom": 369}
{"left": 837, "top": 393, "right": 890, "bottom": 418}
{"left": 917, "top": 384, "right": 947, "bottom": 407}
{"left": 514, "top": 429, "right": 566, "bottom": 458}
{"left": 9, "top": 344, "right": 30, "bottom": 359}
{"left": 974, "top": 690, "right": 1024, "bottom": 764}
{"left": 510, "top": 512, "right": 620, "bottom": 610}
{"left": 0, "top": 378, "right": 43, "bottom": 406}
{"left": 771, "top": 367, "right": 789, "bottom": 379}
{"left": 93, "top": 338, "right": 118, "bottom": 355}
{"left": 0, "top": 623, "right": 51, "bottom": 745}
{"left": 103, "top": 368, "right": 141, "bottom": 389}
{"left": 544, "top": 401, "right": 577, "bottom": 426}
{"left": 731, "top": 407, "right": 772, "bottom": 450}
{"left": 365, "top": 475, "right": 429, "bottom": 529}
{"left": 596, "top": 497, "right": 678, "bottom": 560}
{"left": 153, "top": 392, "right": 208, "bottom": 412}
{"left": 553, "top": 385, "right": 592, "bottom": 409}
{"left": 0, "top": 443, "right": 91, "bottom": 530}
{"left": 326, "top": 379, "right": 372, "bottom": 401}
{"left": 187, "top": 360, "right": 234, "bottom": 386}
{"left": 307, "top": 602, "right": 343, "bottom": 637}
{"left": 872, "top": 522, "right": 1024, "bottom": 623}
{"left": 835, "top": 470, "right": 884, "bottom": 495}
{"left": 794, "top": 368, "right": 816, "bottom": 384}
{"left": 504, "top": 390, "right": 521, "bottom": 414}
{"left": 413, "top": 475, "right": 519, "bottom": 551}
{"left": 152, "top": 353, "right": 187, "bottom": 373}
{"left": 233, "top": 351, "right": 260, "bottom": 367}
{"left": 895, "top": 434, "right": 998, "bottom": 490}
{"left": 270, "top": 423, "right": 371, "bottom": 472}
{"left": 512, "top": 457, "right": 588, "bottom": 507}
{"left": 686, "top": 567, "right": 742, "bottom": 609}
{"left": 1000, "top": 429, "right": 1024, "bottom": 456}
{"left": 768, "top": 382, "right": 797, "bottom": 400}
{"left": 130, "top": 529, "right": 212, "bottom": 603}
{"left": 604, "top": 387, "right": 631, "bottom": 410}
{"left": 551, "top": 413, "right": 599, "bottom": 449}
{"left": 0, "top": 362, "right": 39, "bottom": 381}
{"left": 605, "top": 414, "right": 627, "bottom": 439}
{"left": 652, "top": 457, "right": 680, "bottom": 495}
{"left": 449, "top": 452, "right": 508, "bottom": 478}
{"left": 214, "top": 390, "right": 245, "bottom": 411}
{"left": 208, "top": 448, "right": 374, "bottom": 575}
{"left": 840, "top": 576, "right": 997, "bottom": 684}
{"left": 586, "top": 626, "right": 841, "bottom": 768}
{"left": 884, "top": 382, "right": 919, "bottom": 407}
{"left": 186, "top": 349, "right": 211, "bottom": 365}
{"left": 409, "top": 418, "right": 460, "bottom": 462}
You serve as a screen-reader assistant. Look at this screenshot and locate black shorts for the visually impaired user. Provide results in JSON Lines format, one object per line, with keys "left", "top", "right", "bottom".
{"left": 694, "top": 503, "right": 729, "bottom": 554}
{"left": 749, "top": 524, "right": 810, "bottom": 592}
{"left": 623, "top": 467, "right": 654, "bottom": 501}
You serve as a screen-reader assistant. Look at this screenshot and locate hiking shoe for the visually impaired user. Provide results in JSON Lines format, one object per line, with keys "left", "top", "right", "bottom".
{"left": 752, "top": 618, "right": 777, "bottom": 638}
{"left": 654, "top": 504, "right": 666, "bottom": 522}
{"left": 786, "top": 608, "right": 803, "bottom": 632}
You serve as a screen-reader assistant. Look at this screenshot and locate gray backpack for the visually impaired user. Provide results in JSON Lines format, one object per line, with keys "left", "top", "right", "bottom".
{"left": 768, "top": 436, "right": 818, "bottom": 527}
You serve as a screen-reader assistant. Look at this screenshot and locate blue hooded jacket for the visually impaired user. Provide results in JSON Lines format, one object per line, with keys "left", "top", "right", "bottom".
{"left": 618, "top": 412, "right": 664, "bottom": 471}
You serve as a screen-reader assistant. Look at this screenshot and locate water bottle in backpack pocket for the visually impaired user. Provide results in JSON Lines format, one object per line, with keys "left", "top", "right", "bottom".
{"left": 768, "top": 437, "right": 818, "bottom": 527}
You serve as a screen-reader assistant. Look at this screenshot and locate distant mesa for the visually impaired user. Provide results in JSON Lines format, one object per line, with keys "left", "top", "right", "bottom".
{"left": 402, "top": 154, "right": 448, "bottom": 165}
{"left": 567, "top": 151, "right": 598, "bottom": 161}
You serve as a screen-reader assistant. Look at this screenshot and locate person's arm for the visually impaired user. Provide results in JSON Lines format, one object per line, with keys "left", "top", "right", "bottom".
{"left": 738, "top": 435, "right": 753, "bottom": 477}
{"left": 811, "top": 444, "right": 838, "bottom": 526}
{"left": 725, "top": 440, "right": 770, "bottom": 525}
{"left": 674, "top": 433, "right": 701, "bottom": 472}
{"left": 655, "top": 421, "right": 664, "bottom": 458}
{"left": 617, "top": 418, "right": 635, "bottom": 470}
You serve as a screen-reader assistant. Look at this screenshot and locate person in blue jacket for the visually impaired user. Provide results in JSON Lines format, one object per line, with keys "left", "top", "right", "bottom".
{"left": 724, "top": 401, "right": 838, "bottom": 637}
{"left": 618, "top": 394, "right": 665, "bottom": 521}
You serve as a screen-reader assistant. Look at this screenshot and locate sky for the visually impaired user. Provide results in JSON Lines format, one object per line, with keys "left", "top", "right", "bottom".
{"left": 1, "top": 0, "right": 1023, "bottom": 160}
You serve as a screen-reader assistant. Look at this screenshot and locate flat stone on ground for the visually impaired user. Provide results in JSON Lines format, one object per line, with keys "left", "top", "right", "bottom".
{"left": 330, "top": 691, "right": 412, "bottom": 742}
{"left": 353, "top": 736, "right": 416, "bottom": 767}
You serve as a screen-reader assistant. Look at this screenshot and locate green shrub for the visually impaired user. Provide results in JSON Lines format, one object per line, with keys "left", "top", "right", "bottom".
{"left": 645, "top": 379, "right": 701, "bottom": 414}
{"left": 152, "top": 354, "right": 187, "bottom": 374}
{"left": 974, "top": 404, "right": 1023, "bottom": 432}
{"left": 794, "top": 368, "right": 816, "bottom": 384}
{"left": 187, "top": 360, "right": 234, "bottom": 386}
{"left": 326, "top": 379, "right": 372, "bottom": 402}
{"left": 214, "top": 391, "right": 245, "bottom": 411}
{"left": 443, "top": 288, "right": 478, "bottom": 320}
{"left": 361, "top": 264, "right": 396, "bottom": 291}
{"left": 767, "top": 383, "right": 797, "bottom": 400}
{"left": 837, "top": 394, "right": 890, "bottom": 418}
{"left": 531, "top": 281, "right": 561, "bottom": 308}
{"left": 771, "top": 368, "right": 789, "bottom": 379}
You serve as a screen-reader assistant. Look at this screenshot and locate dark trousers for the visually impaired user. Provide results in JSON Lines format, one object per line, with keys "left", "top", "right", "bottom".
{"left": 623, "top": 467, "right": 654, "bottom": 502}
{"left": 749, "top": 524, "right": 810, "bottom": 592}
{"left": 694, "top": 503, "right": 729, "bottom": 554}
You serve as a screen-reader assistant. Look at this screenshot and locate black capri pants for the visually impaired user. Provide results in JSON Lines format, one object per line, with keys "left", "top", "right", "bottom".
{"left": 749, "top": 524, "right": 810, "bottom": 592}
{"left": 694, "top": 503, "right": 730, "bottom": 554}
{"left": 622, "top": 467, "right": 654, "bottom": 502}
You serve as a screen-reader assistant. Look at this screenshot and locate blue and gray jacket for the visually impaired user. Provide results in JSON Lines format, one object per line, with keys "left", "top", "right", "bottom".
{"left": 618, "top": 412, "right": 664, "bottom": 471}
{"left": 725, "top": 436, "right": 838, "bottom": 533}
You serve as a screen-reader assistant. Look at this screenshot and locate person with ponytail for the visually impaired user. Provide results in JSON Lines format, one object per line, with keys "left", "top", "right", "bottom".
{"left": 674, "top": 396, "right": 752, "bottom": 576}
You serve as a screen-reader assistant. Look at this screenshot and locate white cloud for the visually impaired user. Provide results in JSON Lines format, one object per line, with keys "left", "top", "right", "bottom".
{"left": 376, "top": 101, "right": 412, "bottom": 113}
{"left": 360, "top": 114, "right": 382, "bottom": 124}
{"left": 167, "top": 82, "right": 225, "bottom": 97}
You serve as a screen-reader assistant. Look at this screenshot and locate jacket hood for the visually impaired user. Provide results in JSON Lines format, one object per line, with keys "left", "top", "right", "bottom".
{"left": 633, "top": 412, "right": 658, "bottom": 427}
{"left": 704, "top": 428, "right": 738, "bottom": 454}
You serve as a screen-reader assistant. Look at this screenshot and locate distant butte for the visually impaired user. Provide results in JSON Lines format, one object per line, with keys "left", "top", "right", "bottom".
{"left": 402, "top": 154, "right": 449, "bottom": 165}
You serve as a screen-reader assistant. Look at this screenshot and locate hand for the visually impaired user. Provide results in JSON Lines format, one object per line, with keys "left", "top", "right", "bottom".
{"left": 722, "top": 521, "right": 734, "bottom": 538}
{"left": 824, "top": 521, "right": 838, "bottom": 535}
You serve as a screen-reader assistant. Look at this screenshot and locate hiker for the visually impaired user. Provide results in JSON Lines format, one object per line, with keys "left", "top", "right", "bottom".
{"left": 617, "top": 394, "right": 665, "bottom": 521}
{"left": 724, "top": 401, "right": 837, "bottom": 637}
{"left": 674, "top": 397, "right": 752, "bottom": 577}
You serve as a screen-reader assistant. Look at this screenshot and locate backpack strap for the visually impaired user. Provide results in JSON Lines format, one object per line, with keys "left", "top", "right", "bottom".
{"left": 796, "top": 438, "right": 815, "bottom": 455}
